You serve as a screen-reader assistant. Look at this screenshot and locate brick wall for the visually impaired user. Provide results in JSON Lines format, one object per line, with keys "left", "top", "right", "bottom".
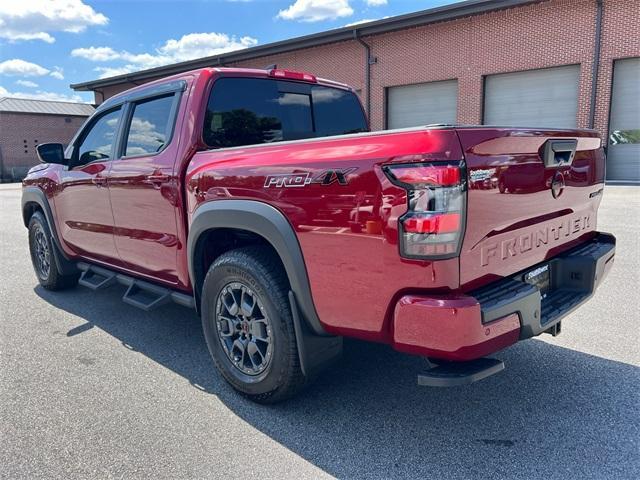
{"left": 229, "top": 0, "right": 639, "bottom": 138}
{"left": 367, "top": 0, "right": 600, "bottom": 130}
{"left": 228, "top": 39, "right": 366, "bottom": 98}
{"left": 94, "top": 0, "right": 638, "bottom": 140}
{"left": 0, "top": 112, "right": 87, "bottom": 181}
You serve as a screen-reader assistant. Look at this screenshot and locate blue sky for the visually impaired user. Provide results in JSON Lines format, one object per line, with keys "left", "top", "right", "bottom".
{"left": 0, "top": 0, "right": 461, "bottom": 103}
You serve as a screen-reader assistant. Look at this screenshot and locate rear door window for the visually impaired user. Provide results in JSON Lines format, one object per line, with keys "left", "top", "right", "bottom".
{"left": 124, "top": 94, "right": 175, "bottom": 156}
{"left": 203, "top": 77, "right": 367, "bottom": 149}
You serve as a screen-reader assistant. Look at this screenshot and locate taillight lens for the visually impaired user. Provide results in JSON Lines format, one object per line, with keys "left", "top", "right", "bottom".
{"left": 385, "top": 162, "right": 465, "bottom": 259}
{"left": 390, "top": 164, "right": 460, "bottom": 187}
{"left": 268, "top": 69, "right": 317, "bottom": 83}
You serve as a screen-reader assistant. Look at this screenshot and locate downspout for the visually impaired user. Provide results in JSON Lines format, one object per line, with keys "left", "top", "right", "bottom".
{"left": 94, "top": 88, "right": 105, "bottom": 105}
{"left": 353, "top": 29, "right": 375, "bottom": 123}
{"left": 589, "top": 0, "right": 603, "bottom": 129}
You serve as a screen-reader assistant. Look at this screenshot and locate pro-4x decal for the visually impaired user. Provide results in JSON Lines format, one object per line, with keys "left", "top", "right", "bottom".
{"left": 264, "top": 168, "right": 357, "bottom": 188}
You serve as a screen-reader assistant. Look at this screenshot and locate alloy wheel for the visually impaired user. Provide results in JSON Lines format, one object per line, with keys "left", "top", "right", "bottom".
{"left": 215, "top": 282, "right": 273, "bottom": 376}
{"left": 33, "top": 225, "right": 51, "bottom": 279}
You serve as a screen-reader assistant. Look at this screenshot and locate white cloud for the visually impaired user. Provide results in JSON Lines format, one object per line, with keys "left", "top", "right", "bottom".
{"left": 15, "top": 79, "right": 38, "bottom": 88}
{"left": 73, "top": 32, "right": 259, "bottom": 79}
{"left": 5, "top": 31, "right": 55, "bottom": 43}
{"left": 0, "top": 59, "right": 49, "bottom": 76}
{"left": 157, "top": 32, "right": 258, "bottom": 63}
{"left": 344, "top": 15, "right": 389, "bottom": 26}
{"left": 50, "top": 67, "right": 64, "bottom": 80}
{"left": 0, "top": 0, "right": 108, "bottom": 43}
{"left": 71, "top": 46, "right": 120, "bottom": 61}
{"left": 365, "top": 0, "right": 387, "bottom": 6}
{"left": 277, "top": 0, "right": 354, "bottom": 22}
{"left": 344, "top": 18, "right": 377, "bottom": 26}
{"left": 0, "top": 85, "right": 88, "bottom": 103}
{"left": 93, "top": 66, "right": 136, "bottom": 79}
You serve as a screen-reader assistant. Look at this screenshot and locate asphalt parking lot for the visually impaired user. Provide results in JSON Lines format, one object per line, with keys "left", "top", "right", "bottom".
{"left": 1, "top": 184, "right": 638, "bottom": 479}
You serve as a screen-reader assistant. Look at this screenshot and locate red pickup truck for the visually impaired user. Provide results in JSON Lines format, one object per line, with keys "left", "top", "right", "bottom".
{"left": 22, "top": 67, "right": 615, "bottom": 402}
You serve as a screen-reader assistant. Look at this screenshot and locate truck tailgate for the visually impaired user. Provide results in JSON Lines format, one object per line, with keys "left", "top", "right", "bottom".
{"left": 456, "top": 127, "right": 605, "bottom": 290}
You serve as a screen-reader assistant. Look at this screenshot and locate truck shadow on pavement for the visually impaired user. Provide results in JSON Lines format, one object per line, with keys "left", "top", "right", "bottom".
{"left": 35, "top": 285, "right": 639, "bottom": 480}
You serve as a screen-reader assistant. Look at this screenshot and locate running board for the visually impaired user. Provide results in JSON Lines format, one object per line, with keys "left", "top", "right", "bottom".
{"left": 122, "top": 280, "right": 170, "bottom": 311}
{"left": 417, "top": 357, "right": 504, "bottom": 387}
{"left": 77, "top": 262, "right": 195, "bottom": 311}
{"left": 78, "top": 265, "right": 116, "bottom": 290}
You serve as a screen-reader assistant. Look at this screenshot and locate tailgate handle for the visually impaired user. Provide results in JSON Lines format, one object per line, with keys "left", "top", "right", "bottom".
{"left": 542, "top": 139, "right": 577, "bottom": 168}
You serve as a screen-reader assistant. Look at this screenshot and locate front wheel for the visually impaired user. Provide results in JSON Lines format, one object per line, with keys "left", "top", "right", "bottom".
{"left": 201, "top": 246, "right": 305, "bottom": 403}
{"left": 28, "top": 211, "right": 79, "bottom": 290}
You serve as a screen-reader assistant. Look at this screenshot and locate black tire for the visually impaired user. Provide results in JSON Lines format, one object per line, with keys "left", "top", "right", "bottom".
{"left": 498, "top": 177, "right": 507, "bottom": 194}
{"left": 28, "top": 211, "right": 79, "bottom": 290}
{"left": 201, "top": 246, "right": 305, "bottom": 403}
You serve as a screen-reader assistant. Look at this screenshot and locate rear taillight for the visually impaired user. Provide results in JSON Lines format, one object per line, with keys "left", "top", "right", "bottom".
{"left": 384, "top": 162, "right": 466, "bottom": 259}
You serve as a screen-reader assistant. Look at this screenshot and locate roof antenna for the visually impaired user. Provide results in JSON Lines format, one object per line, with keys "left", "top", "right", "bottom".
{"left": 265, "top": 64, "right": 277, "bottom": 70}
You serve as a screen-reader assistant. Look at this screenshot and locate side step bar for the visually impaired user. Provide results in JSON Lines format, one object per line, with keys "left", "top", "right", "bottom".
{"left": 77, "top": 262, "right": 195, "bottom": 311}
{"left": 78, "top": 265, "right": 117, "bottom": 290}
{"left": 418, "top": 357, "right": 504, "bottom": 387}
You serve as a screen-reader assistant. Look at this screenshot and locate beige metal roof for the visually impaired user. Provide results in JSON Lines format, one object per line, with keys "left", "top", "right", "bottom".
{"left": 0, "top": 97, "right": 95, "bottom": 116}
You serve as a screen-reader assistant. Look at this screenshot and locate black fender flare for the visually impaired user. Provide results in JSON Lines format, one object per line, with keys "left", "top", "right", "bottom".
{"left": 21, "top": 186, "right": 77, "bottom": 275}
{"left": 187, "top": 199, "right": 328, "bottom": 337}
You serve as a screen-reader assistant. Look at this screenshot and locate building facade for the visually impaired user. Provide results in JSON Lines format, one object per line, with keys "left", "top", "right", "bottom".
{"left": 72, "top": 0, "right": 640, "bottom": 182}
{"left": 0, "top": 98, "right": 94, "bottom": 181}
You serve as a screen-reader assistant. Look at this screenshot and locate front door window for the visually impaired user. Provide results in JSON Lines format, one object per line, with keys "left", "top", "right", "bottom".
{"left": 75, "top": 108, "right": 121, "bottom": 166}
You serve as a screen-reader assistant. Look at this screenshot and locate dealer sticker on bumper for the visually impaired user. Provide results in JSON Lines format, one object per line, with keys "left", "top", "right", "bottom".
{"left": 524, "top": 264, "right": 551, "bottom": 298}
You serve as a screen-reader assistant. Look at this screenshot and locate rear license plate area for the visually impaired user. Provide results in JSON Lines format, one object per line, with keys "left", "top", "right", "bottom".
{"left": 523, "top": 264, "right": 551, "bottom": 299}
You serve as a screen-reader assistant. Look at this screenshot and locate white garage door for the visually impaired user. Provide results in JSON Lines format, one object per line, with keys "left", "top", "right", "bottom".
{"left": 387, "top": 80, "right": 457, "bottom": 129}
{"left": 607, "top": 57, "right": 640, "bottom": 183}
{"left": 484, "top": 65, "right": 580, "bottom": 128}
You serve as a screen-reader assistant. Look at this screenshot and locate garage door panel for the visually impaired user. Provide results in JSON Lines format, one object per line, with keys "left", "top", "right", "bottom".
{"left": 609, "top": 58, "right": 640, "bottom": 130}
{"left": 388, "top": 80, "right": 457, "bottom": 129}
{"left": 606, "top": 145, "right": 640, "bottom": 181}
{"left": 484, "top": 65, "right": 580, "bottom": 128}
{"left": 608, "top": 58, "right": 640, "bottom": 183}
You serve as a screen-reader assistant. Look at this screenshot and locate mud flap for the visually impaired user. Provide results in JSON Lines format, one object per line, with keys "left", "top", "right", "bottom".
{"left": 288, "top": 291, "right": 343, "bottom": 378}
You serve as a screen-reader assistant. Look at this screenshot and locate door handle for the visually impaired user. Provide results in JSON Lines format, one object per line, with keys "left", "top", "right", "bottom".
{"left": 92, "top": 175, "right": 107, "bottom": 187}
{"left": 143, "top": 173, "right": 170, "bottom": 187}
{"left": 542, "top": 139, "right": 577, "bottom": 168}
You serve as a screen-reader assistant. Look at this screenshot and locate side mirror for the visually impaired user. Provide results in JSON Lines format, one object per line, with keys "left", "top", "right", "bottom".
{"left": 36, "top": 143, "right": 67, "bottom": 165}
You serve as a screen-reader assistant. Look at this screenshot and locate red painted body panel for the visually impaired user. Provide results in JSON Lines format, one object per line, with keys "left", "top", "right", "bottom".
{"left": 458, "top": 128, "right": 604, "bottom": 290}
{"left": 107, "top": 76, "right": 195, "bottom": 288}
{"left": 186, "top": 128, "right": 464, "bottom": 341}
{"left": 23, "top": 67, "right": 610, "bottom": 361}
{"left": 392, "top": 295, "right": 520, "bottom": 361}
{"left": 53, "top": 160, "right": 122, "bottom": 265}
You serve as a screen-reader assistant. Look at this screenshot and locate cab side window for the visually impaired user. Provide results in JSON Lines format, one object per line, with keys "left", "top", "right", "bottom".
{"left": 124, "top": 94, "right": 175, "bottom": 157}
{"left": 76, "top": 108, "right": 122, "bottom": 166}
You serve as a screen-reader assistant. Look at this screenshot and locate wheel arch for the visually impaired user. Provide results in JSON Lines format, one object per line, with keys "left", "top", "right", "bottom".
{"left": 22, "top": 187, "right": 64, "bottom": 254}
{"left": 22, "top": 186, "right": 77, "bottom": 275}
{"left": 187, "top": 200, "right": 327, "bottom": 336}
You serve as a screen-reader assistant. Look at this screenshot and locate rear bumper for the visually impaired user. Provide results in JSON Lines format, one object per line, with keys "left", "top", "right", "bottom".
{"left": 392, "top": 232, "right": 616, "bottom": 361}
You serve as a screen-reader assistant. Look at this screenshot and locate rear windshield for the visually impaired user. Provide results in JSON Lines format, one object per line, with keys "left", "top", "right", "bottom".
{"left": 202, "top": 77, "right": 368, "bottom": 149}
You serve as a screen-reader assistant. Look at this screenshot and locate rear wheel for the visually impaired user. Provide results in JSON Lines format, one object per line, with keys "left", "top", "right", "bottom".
{"left": 201, "top": 246, "right": 305, "bottom": 403}
{"left": 28, "top": 211, "right": 79, "bottom": 290}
